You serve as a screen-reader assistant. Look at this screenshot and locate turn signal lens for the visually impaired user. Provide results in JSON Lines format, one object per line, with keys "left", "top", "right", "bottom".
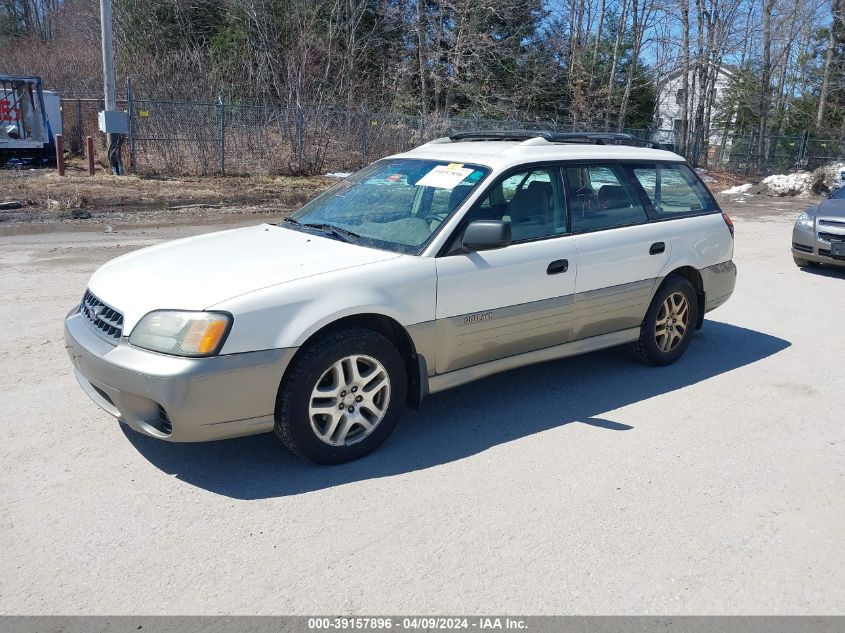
{"left": 187, "top": 319, "right": 228, "bottom": 354}
{"left": 722, "top": 211, "right": 734, "bottom": 238}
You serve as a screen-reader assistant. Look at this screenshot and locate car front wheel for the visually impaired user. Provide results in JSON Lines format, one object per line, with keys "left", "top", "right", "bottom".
{"left": 274, "top": 327, "right": 407, "bottom": 464}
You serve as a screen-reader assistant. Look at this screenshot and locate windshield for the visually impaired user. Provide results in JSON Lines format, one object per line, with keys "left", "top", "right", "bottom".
{"left": 831, "top": 187, "right": 845, "bottom": 200}
{"left": 287, "top": 158, "right": 489, "bottom": 254}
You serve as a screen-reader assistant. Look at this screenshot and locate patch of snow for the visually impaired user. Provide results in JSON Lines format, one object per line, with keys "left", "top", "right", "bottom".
{"left": 325, "top": 172, "right": 351, "bottom": 179}
{"left": 813, "top": 162, "right": 845, "bottom": 188}
{"left": 721, "top": 183, "right": 753, "bottom": 195}
{"left": 761, "top": 172, "right": 815, "bottom": 198}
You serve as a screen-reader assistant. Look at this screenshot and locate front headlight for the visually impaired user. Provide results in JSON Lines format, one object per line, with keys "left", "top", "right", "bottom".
{"left": 795, "top": 211, "right": 815, "bottom": 232}
{"left": 129, "top": 311, "right": 232, "bottom": 357}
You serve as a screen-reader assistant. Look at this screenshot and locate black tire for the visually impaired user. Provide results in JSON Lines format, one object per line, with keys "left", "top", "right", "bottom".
{"left": 274, "top": 327, "right": 407, "bottom": 464}
{"left": 629, "top": 276, "right": 699, "bottom": 366}
{"left": 793, "top": 255, "right": 819, "bottom": 268}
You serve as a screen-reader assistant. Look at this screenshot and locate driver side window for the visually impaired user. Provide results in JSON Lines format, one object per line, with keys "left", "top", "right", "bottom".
{"left": 467, "top": 167, "right": 566, "bottom": 242}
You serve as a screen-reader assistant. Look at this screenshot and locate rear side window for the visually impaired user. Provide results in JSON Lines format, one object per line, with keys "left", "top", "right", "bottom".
{"left": 564, "top": 164, "right": 649, "bottom": 233}
{"left": 628, "top": 163, "right": 716, "bottom": 217}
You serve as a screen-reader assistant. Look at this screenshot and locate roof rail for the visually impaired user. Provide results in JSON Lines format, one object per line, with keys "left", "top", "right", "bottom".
{"left": 448, "top": 130, "right": 664, "bottom": 150}
{"left": 448, "top": 130, "right": 551, "bottom": 142}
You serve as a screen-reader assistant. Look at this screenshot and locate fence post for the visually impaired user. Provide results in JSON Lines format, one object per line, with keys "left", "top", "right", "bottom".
{"left": 218, "top": 94, "right": 226, "bottom": 175}
{"left": 125, "top": 78, "right": 136, "bottom": 173}
{"left": 745, "top": 131, "right": 754, "bottom": 175}
{"left": 75, "top": 99, "right": 83, "bottom": 153}
{"left": 295, "top": 106, "right": 305, "bottom": 173}
{"left": 55, "top": 134, "right": 65, "bottom": 176}
{"left": 361, "top": 108, "right": 369, "bottom": 165}
{"left": 797, "top": 130, "right": 809, "bottom": 169}
{"left": 86, "top": 136, "right": 95, "bottom": 175}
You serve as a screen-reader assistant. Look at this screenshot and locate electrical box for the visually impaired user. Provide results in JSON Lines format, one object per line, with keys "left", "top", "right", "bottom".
{"left": 98, "top": 110, "right": 128, "bottom": 134}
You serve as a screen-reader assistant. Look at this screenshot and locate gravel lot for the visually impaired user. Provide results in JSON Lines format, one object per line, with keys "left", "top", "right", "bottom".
{"left": 1, "top": 195, "right": 843, "bottom": 615}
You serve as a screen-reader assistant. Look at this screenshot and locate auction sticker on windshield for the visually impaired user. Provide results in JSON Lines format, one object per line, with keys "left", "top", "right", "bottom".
{"left": 416, "top": 163, "right": 474, "bottom": 189}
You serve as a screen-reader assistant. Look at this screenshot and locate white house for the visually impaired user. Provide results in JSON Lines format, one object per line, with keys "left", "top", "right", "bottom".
{"left": 654, "top": 63, "right": 738, "bottom": 155}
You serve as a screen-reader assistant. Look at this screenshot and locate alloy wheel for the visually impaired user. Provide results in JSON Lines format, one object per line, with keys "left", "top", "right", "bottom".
{"left": 655, "top": 291, "right": 690, "bottom": 353}
{"left": 308, "top": 354, "right": 391, "bottom": 446}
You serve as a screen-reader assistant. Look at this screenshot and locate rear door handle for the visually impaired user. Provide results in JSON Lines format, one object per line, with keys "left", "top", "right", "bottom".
{"left": 649, "top": 242, "right": 666, "bottom": 255}
{"left": 547, "top": 259, "right": 568, "bottom": 275}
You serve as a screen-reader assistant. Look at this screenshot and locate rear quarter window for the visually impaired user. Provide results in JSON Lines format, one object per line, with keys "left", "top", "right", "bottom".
{"left": 628, "top": 163, "right": 717, "bottom": 217}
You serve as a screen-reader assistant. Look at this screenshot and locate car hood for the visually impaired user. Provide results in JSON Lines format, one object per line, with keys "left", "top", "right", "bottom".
{"left": 87, "top": 224, "right": 401, "bottom": 333}
{"left": 816, "top": 198, "right": 845, "bottom": 219}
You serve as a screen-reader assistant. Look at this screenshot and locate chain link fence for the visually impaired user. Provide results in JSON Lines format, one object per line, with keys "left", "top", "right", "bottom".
{"left": 58, "top": 97, "right": 671, "bottom": 176}
{"left": 711, "top": 131, "right": 845, "bottom": 174}
{"left": 59, "top": 97, "right": 845, "bottom": 177}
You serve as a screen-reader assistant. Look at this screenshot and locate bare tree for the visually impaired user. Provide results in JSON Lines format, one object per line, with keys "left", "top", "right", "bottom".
{"left": 417, "top": 0, "right": 429, "bottom": 116}
{"left": 617, "top": 0, "right": 656, "bottom": 129}
{"left": 816, "top": 0, "right": 843, "bottom": 129}
{"left": 604, "top": 0, "right": 629, "bottom": 128}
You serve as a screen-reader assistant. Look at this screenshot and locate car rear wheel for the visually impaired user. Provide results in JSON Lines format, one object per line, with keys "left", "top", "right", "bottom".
{"left": 793, "top": 255, "right": 819, "bottom": 268}
{"left": 630, "top": 276, "right": 698, "bottom": 366}
{"left": 274, "top": 327, "right": 407, "bottom": 464}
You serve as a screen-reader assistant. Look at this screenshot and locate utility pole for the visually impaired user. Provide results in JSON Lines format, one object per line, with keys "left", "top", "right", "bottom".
{"left": 99, "top": 0, "right": 124, "bottom": 174}
{"left": 100, "top": 0, "right": 116, "bottom": 113}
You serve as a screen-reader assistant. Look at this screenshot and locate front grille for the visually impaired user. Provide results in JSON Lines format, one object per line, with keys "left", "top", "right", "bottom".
{"left": 80, "top": 290, "right": 124, "bottom": 343}
{"left": 819, "top": 219, "right": 845, "bottom": 228}
{"left": 818, "top": 232, "right": 845, "bottom": 243}
{"left": 820, "top": 249, "right": 832, "bottom": 257}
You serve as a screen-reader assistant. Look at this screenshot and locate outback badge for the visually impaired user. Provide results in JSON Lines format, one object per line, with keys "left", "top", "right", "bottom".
{"left": 463, "top": 311, "right": 493, "bottom": 324}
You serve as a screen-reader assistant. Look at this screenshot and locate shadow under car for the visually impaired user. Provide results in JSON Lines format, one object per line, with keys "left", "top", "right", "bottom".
{"left": 123, "top": 320, "right": 790, "bottom": 499}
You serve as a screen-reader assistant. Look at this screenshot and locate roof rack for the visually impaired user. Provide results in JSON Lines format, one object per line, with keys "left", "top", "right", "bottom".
{"left": 447, "top": 130, "right": 664, "bottom": 150}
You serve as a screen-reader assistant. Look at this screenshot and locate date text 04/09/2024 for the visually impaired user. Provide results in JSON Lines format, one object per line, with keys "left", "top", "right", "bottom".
{"left": 306, "top": 617, "right": 528, "bottom": 630}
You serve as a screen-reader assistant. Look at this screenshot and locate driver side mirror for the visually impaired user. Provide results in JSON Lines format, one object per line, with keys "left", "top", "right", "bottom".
{"left": 462, "top": 220, "right": 512, "bottom": 252}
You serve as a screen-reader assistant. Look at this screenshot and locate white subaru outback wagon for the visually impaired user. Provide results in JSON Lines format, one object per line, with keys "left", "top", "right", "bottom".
{"left": 65, "top": 131, "right": 736, "bottom": 463}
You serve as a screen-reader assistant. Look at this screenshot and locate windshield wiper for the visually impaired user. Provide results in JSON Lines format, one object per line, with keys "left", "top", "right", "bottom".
{"left": 301, "top": 222, "right": 361, "bottom": 244}
{"left": 280, "top": 217, "right": 360, "bottom": 243}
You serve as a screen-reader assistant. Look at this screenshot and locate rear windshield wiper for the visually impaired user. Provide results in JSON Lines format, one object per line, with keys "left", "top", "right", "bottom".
{"left": 301, "top": 222, "right": 361, "bottom": 244}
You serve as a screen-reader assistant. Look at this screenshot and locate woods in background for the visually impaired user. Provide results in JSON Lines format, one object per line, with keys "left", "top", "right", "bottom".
{"left": 2, "top": 0, "right": 844, "bottom": 167}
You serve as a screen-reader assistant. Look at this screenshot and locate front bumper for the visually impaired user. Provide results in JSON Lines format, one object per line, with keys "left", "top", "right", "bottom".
{"left": 64, "top": 309, "right": 297, "bottom": 442}
{"left": 792, "top": 226, "right": 845, "bottom": 268}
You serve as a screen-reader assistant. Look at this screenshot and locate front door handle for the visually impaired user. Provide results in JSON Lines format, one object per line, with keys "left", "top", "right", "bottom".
{"left": 547, "top": 259, "right": 569, "bottom": 275}
{"left": 650, "top": 242, "right": 666, "bottom": 255}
